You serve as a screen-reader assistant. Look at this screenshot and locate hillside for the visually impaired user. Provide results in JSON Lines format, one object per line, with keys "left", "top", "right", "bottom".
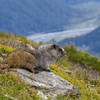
{"left": 0, "top": 0, "right": 100, "bottom": 35}
{"left": 0, "top": 0, "right": 78, "bottom": 35}
{"left": 58, "top": 27, "right": 100, "bottom": 56}
{"left": 0, "top": 32, "right": 100, "bottom": 100}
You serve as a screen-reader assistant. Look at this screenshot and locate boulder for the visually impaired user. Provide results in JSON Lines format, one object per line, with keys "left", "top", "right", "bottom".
{"left": 12, "top": 69, "right": 79, "bottom": 99}
{"left": 65, "top": 69, "right": 72, "bottom": 74}
{"left": 0, "top": 39, "right": 29, "bottom": 48}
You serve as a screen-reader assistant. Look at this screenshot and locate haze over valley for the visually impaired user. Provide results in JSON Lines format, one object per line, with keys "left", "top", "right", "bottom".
{"left": 27, "top": 26, "right": 96, "bottom": 43}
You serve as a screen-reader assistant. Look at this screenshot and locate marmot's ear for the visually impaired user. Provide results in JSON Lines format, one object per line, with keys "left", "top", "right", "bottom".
{"left": 51, "top": 44, "right": 57, "bottom": 49}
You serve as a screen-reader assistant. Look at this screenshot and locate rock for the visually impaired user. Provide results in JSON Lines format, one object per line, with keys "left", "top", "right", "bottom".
{"left": 0, "top": 53, "right": 7, "bottom": 58}
{"left": 0, "top": 39, "right": 29, "bottom": 48}
{"left": 12, "top": 69, "right": 79, "bottom": 99}
{"left": 4, "top": 94, "right": 18, "bottom": 100}
{"left": 1, "top": 53, "right": 7, "bottom": 57}
{"left": 65, "top": 69, "right": 72, "bottom": 74}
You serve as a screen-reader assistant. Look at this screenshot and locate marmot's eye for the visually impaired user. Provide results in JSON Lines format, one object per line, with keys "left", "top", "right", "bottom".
{"left": 52, "top": 44, "right": 56, "bottom": 49}
{"left": 59, "top": 48, "right": 62, "bottom": 52}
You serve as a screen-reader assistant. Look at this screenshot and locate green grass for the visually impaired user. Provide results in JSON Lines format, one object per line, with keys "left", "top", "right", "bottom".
{"left": 0, "top": 44, "right": 14, "bottom": 54}
{"left": 0, "top": 32, "right": 38, "bottom": 47}
{"left": 0, "top": 71, "right": 44, "bottom": 100}
{"left": 50, "top": 56, "right": 100, "bottom": 100}
{"left": 63, "top": 44, "right": 100, "bottom": 71}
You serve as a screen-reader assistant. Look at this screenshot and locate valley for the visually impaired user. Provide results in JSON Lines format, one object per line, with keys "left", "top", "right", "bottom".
{"left": 27, "top": 26, "right": 96, "bottom": 43}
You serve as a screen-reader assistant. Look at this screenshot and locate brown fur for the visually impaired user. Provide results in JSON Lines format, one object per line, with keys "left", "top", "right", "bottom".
{"left": 0, "top": 48, "right": 36, "bottom": 72}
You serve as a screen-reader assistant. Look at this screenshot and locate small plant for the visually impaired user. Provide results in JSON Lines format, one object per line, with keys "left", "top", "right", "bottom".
{"left": 0, "top": 44, "right": 14, "bottom": 54}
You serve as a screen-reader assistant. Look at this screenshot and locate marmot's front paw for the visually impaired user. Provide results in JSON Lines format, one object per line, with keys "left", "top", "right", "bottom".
{"left": 44, "top": 69, "right": 51, "bottom": 72}
{"left": 33, "top": 69, "right": 39, "bottom": 74}
{"left": 47, "top": 70, "right": 51, "bottom": 72}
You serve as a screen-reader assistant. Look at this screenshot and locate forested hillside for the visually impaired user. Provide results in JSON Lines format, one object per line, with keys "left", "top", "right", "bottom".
{"left": 58, "top": 27, "right": 100, "bottom": 56}
{"left": 0, "top": 0, "right": 78, "bottom": 35}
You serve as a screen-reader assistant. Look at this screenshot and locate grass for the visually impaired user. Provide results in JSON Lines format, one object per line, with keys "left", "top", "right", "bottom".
{"left": 0, "top": 71, "right": 44, "bottom": 100}
{"left": 50, "top": 56, "right": 100, "bottom": 100}
{"left": 0, "top": 44, "right": 14, "bottom": 54}
{"left": 0, "top": 32, "right": 38, "bottom": 47}
{"left": 63, "top": 44, "right": 100, "bottom": 71}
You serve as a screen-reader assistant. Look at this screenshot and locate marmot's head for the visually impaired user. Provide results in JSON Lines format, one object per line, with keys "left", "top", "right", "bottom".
{"left": 38, "top": 44, "right": 66, "bottom": 60}
{"left": 49, "top": 44, "right": 66, "bottom": 58}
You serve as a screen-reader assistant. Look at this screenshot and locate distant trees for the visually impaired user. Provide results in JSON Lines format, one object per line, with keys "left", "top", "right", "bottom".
{"left": 59, "top": 27, "right": 100, "bottom": 56}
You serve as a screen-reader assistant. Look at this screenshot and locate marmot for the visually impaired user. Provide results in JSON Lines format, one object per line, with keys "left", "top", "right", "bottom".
{"left": 0, "top": 44, "right": 66, "bottom": 73}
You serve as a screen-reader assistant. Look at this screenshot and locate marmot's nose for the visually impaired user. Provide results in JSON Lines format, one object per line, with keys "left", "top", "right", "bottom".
{"left": 63, "top": 51, "right": 66, "bottom": 55}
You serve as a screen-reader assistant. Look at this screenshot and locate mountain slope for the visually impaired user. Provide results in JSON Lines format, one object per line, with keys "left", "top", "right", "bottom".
{"left": 0, "top": 0, "right": 78, "bottom": 35}
{"left": 58, "top": 27, "right": 100, "bottom": 55}
{"left": 0, "top": 0, "right": 100, "bottom": 35}
{"left": 0, "top": 32, "right": 100, "bottom": 100}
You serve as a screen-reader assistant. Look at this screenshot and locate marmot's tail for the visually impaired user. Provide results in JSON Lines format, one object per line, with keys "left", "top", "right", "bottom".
{"left": 0, "top": 62, "right": 9, "bottom": 70}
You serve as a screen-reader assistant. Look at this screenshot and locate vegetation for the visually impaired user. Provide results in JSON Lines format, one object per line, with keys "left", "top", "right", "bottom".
{"left": 0, "top": 32, "right": 38, "bottom": 47}
{"left": 0, "top": 44, "right": 14, "bottom": 54}
{"left": 50, "top": 56, "right": 100, "bottom": 100}
{"left": 0, "top": 71, "right": 44, "bottom": 100}
{"left": 63, "top": 44, "right": 100, "bottom": 71}
{"left": 0, "top": 33, "right": 100, "bottom": 100}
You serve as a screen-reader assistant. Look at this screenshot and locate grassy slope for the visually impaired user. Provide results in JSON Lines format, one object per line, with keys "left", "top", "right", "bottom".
{"left": 0, "top": 71, "right": 40, "bottom": 100}
{"left": 51, "top": 58, "right": 100, "bottom": 100}
{"left": 63, "top": 44, "right": 100, "bottom": 71}
{"left": 0, "top": 32, "right": 100, "bottom": 100}
{"left": 0, "top": 32, "right": 38, "bottom": 47}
